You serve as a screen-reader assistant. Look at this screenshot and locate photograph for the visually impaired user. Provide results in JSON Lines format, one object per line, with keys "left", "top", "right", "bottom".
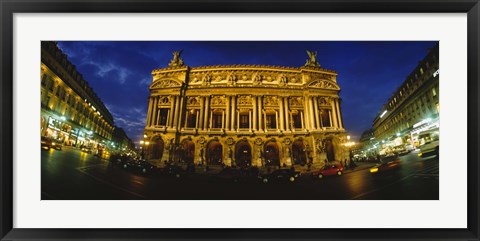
{"left": 40, "top": 41, "right": 440, "bottom": 200}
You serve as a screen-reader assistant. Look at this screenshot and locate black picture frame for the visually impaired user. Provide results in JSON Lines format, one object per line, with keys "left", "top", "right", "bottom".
{"left": 1, "top": 1, "right": 479, "bottom": 240}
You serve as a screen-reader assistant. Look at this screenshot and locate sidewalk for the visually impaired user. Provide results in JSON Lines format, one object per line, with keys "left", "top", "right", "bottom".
{"left": 342, "top": 161, "right": 377, "bottom": 175}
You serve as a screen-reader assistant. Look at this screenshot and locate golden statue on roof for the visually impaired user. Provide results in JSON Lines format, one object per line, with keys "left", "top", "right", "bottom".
{"left": 168, "top": 50, "right": 185, "bottom": 67}
{"left": 305, "top": 50, "right": 320, "bottom": 67}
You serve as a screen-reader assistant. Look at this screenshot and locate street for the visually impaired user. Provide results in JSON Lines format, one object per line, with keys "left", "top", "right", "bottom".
{"left": 42, "top": 147, "right": 439, "bottom": 200}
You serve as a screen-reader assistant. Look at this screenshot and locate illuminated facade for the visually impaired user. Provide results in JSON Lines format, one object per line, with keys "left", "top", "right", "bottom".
{"left": 143, "top": 51, "right": 349, "bottom": 169}
{"left": 41, "top": 41, "right": 115, "bottom": 152}
{"left": 372, "top": 44, "right": 439, "bottom": 153}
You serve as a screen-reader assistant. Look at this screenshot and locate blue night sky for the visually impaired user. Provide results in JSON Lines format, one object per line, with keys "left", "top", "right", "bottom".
{"left": 56, "top": 41, "right": 437, "bottom": 143}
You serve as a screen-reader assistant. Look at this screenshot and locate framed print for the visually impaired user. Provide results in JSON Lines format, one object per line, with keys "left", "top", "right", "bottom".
{"left": 1, "top": 0, "right": 479, "bottom": 240}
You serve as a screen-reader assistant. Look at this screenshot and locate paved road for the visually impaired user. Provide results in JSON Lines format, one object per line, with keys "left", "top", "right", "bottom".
{"left": 42, "top": 147, "right": 438, "bottom": 200}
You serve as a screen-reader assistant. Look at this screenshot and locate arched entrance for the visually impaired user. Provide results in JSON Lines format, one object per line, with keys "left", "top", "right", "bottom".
{"left": 292, "top": 139, "right": 307, "bottom": 165}
{"left": 264, "top": 140, "right": 280, "bottom": 166}
{"left": 206, "top": 140, "right": 223, "bottom": 165}
{"left": 181, "top": 139, "right": 195, "bottom": 164}
{"left": 325, "top": 138, "right": 335, "bottom": 162}
{"left": 150, "top": 136, "right": 164, "bottom": 160}
{"left": 235, "top": 140, "right": 251, "bottom": 167}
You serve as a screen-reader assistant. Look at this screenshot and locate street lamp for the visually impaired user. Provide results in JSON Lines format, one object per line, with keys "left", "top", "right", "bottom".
{"left": 139, "top": 139, "right": 150, "bottom": 160}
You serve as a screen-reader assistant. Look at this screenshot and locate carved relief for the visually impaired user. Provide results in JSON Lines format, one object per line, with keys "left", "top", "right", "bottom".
{"left": 308, "top": 80, "right": 340, "bottom": 90}
{"left": 210, "top": 96, "right": 226, "bottom": 106}
{"left": 289, "top": 96, "right": 304, "bottom": 107}
{"left": 202, "top": 74, "right": 211, "bottom": 86}
{"left": 278, "top": 74, "right": 287, "bottom": 86}
{"left": 160, "top": 96, "right": 170, "bottom": 105}
{"left": 213, "top": 75, "right": 223, "bottom": 82}
{"left": 318, "top": 97, "right": 331, "bottom": 106}
{"left": 237, "top": 95, "right": 252, "bottom": 106}
{"left": 150, "top": 79, "right": 182, "bottom": 89}
{"left": 227, "top": 73, "right": 237, "bottom": 86}
{"left": 187, "top": 97, "right": 200, "bottom": 106}
{"left": 252, "top": 74, "right": 262, "bottom": 85}
{"left": 264, "top": 96, "right": 279, "bottom": 106}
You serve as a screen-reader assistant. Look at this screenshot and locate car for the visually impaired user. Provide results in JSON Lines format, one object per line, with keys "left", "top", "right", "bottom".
{"left": 213, "top": 168, "right": 244, "bottom": 182}
{"left": 369, "top": 155, "right": 401, "bottom": 173}
{"left": 161, "top": 164, "right": 187, "bottom": 178}
{"left": 311, "top": 163, "right": 344, "bottom": 179}
{"left": 259, "top": 168, "right": 301, "bottom": 183}
{"left": 41, "top": 136, "right": 53, "bottom": 150}
{"left": 127, "top": 160, "right": 159, "bottom": 175}
{"left": 51, "top": 139, "right": 63, "bottom": 150}
{"left": 81, "top": 146, "right": 92, "bottom": 153}
{"left": 418, "top": 140, "right": 439, "bottom": 157}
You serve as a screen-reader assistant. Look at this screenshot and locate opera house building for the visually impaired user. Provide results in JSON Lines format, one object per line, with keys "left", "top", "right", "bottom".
{"left": 143, "top": 51, "right": 349, "bottom": 170}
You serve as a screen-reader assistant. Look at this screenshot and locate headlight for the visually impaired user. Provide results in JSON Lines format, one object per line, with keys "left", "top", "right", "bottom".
{"left": 418, "top": 153, "right": 423, "bottom": 157}
{"left": 370, "top": 167, "right": 378, "bottom": 173}
{"left": 52, "top": 143, "right": 55, "bottom": 146}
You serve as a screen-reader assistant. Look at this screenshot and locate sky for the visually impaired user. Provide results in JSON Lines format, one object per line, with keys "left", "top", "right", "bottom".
{"left": 56, "top": 41, "right": 437, "bottom": 143}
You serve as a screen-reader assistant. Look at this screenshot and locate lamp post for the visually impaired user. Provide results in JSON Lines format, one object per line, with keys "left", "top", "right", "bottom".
{"left": 140, "top": 140, "right": 150, "bottom": 160}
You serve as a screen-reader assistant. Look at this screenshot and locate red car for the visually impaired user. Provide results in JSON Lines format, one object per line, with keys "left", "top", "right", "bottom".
{"left": 312, "top": 163, "right": 344, "bottom": 179}
{"left": 370, "top": 155, "right": 401, "bottom": 173}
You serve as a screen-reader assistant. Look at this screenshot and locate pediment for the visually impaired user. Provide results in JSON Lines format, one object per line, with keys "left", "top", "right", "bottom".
{"left": 150, "top": 79, "right": 182, "bottom": 89}
{"left": 307, "top": 80, "right": 340, "bottom": 90}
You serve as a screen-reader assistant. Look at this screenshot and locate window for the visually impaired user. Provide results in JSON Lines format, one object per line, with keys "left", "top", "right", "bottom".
{"left": 41, "top": 74, "right": 47, "bottom": 86}
{"left": 266, "top": 113, "right": 277, "bottom": 129}
{"left": 420, "top": 68, "right": 424, "bottom": 75}
{"left": 432, "top": 88, "right": 437, "bottom": 97}
{"left": 212, "top": 112, "right": 223, "bottom": 128}
{"left": 186, "top": 109, "right": 198, "bottom": 128}
{"left": 159, "top": 108, "right": 169, "bottom": 126}
{"left": 320, "top": 109, "right": 331, "bottom": 127}
{"left": 239, "top": 113, "right": 249, "bottom": 129}
{"left": 292, "top": 111, "right": 303, "bottom": 129}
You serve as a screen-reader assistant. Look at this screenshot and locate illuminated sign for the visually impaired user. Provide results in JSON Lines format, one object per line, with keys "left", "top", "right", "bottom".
{"left": 433, "top": 69, "right": 439, "bottom": 77}
{"left": 380, "top": 110, "right": 387, "bottom": 118}
{"left": 413, "top": 118, "right": 432, "bottom": 128}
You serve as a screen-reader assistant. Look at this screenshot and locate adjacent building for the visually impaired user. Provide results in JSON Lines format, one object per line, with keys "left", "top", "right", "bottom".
{"left": 371, "top": 44, "right": 439, "bottom": 155}
{"left": 41, "top": 41, "right": 115, "bottom": 153}
{"left": 112, "top": 127, "right": 136, "bottom": 152}
{"left": 143, "top": 51, "right": 350, "bottom": 170}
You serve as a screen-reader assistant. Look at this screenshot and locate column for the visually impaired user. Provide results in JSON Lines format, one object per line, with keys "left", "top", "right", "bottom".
{"left": 226, "top": 96, "right": 231, "bottom": 130}
{"left": 231, "top": 95, "right": 236, "bottom": 130}
{"left": 156, "top": 104, "right": 161, "bottom": 126}
{"left": 336, "top": 98, "right": 344, "bottom": 129}
{"left": 151, "top": 97, "right": 158, "bottom": 127}
{"left": 222, "top": 110, "right": 225, "bottom": 129}
{"left": 258, "top": 96, "right": 263, "bottom": 131}
{"left": 300, "top": 111, "right": 305, "bottom": 129}
{"left": 303, "top": 96, "right": 310, "bottom": 130}
{"left": 178, "top": 95, "right": 186, "bottom": 129}
{"left": 314, "top": 96, "right": 320, "bottom": 130}
{"left": 253, "top": 96, "right": 257, "bottom": 131}
{"left": 166, "top": 108, "right": 170, "bottom": 127}
{"left": 195, "top": 109, "right": 200, "bottom": 129}
{"left": 199, "top": 96, "right": 205, "bottom": 129}
{"left": 308, "top": 96, "right": 315, "bottom": 129}
{"left": 275, "top": 111, "right": 279, "bottom": 131}
{"left": 168, "top": 97, "right": 174, "bottom": 128}
{"left": 328, "top": 110, "right": 333, "bottom": 128}
{"left": 284, "top": 97, "right": 290, "bottom": 131}
{"left": 249, "top": 110, "right": 252, "bottom": 131}
{"left": 203, "top": 96, "right": 210, "bottom": 130}
{"left": 146, "top": 97, "right": 153, "bottom": 127}
{"left": 330, "top": 98, "right": 339, "bottom": 128}
{"left": 173, "top": 96, "right": 180, "bottom": 129}
{"left": 279, "top": 97, "right": 285, "bottom": 131}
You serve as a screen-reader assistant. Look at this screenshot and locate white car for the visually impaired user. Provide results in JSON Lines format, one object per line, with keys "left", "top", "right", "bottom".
{"left": 419, "top": 140, "right": 439, "bottom": 157}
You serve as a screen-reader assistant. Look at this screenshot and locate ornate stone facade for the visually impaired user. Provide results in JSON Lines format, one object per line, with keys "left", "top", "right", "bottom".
{"left": 143, "top": 52, "right": 348, "bottom": 171}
